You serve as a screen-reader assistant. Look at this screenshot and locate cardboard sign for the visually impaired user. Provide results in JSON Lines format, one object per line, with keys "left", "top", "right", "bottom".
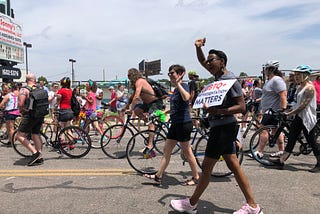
{"left": 193, "top": 79, "right": 237, "bottom": 109}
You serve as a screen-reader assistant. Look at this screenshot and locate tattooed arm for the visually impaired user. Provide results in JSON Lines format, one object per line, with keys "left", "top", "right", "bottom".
{"left": 287, "top": 85, "right": 314, "bottom": 116}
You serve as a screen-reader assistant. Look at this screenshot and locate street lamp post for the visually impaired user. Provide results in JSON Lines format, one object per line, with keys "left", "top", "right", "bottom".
{"left": 69, "top": 58, "right": 76, "bottom": 86}
{"left": 23, "top": 42, "right": 32, "bottom": 75}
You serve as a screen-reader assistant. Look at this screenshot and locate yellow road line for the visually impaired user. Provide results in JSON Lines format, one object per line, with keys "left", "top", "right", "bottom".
{"left": 0, "top": 169, "right": 135, "bottom": 177}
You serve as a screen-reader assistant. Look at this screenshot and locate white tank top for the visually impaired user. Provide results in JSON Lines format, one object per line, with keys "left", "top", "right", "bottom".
{"left": 5, "top": 93, "right": 18, "bottom": 111}
{"left": 297, "top": 84, "right": 317, "bottom": 133}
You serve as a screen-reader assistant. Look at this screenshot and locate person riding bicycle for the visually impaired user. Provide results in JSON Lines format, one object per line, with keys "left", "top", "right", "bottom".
{"left": 81, "top": 79, "right": 104, "bottom": 137}
{"left": 249, "top": 60, "right": 287, "bottom": 159}
{"left": 0, "top": 82, "right": 20, "bottom": 146}
{"left": 276, "top": 65, "right": 320, "bottom": 173}
{"left": 55, "top": 77, "right": 74, "bottom": 129}
{"left": 124, "top": 68, "right": 164, "bottom": 153}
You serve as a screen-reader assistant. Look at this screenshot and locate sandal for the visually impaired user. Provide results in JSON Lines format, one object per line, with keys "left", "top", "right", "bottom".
{"left": 143, "top": 174, "right": 161, "bottom": 183}
{"left": 181, "top": 177, "right": 199, "bottom": 186}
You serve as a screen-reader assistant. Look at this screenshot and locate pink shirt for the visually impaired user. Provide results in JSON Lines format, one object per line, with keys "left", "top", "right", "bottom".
{"left": 313, "top": 80, "right": 320, "bottom": 104}
{"left": 85, "top": 91, "right": 96, "bottom": 110}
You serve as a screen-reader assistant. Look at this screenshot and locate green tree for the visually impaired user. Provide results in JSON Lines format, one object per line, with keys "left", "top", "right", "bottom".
{"left": 37, "top": 76, "right": 48, "bottom": 84}
{"left": 239, "top": 72, "right": 248, "bottom": 77}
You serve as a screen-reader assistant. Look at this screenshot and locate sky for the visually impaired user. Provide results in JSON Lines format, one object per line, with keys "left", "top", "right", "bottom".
{"left": 10, "top": 0, "right": 320, "bottom": 81}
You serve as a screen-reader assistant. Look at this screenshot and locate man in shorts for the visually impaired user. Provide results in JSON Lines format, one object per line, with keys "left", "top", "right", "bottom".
{"left": 124, "top": 68, "right": 164, "bottom": 152}
{"left": 15, "top": 74, "right": 44, "bottom": 166}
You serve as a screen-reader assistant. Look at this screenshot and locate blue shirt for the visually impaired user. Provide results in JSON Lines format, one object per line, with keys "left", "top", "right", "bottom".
{"left": 170, "top": 83, "right": 191, "bottom": 124}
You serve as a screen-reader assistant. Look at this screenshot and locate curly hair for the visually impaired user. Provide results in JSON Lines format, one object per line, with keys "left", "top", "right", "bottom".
{"left": 127, "top": 68, "right": 143, "bottom": 90}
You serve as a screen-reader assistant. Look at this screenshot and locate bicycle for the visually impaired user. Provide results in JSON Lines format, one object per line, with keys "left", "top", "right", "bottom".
{"left": 12, "top": 111, "right": 92, "bottom": 158}
{"left": 0, "top": 112, "right": 21, "bottom": 146}
{"left": 249, "top": 109, "right": 314, "bottom": 166}
{"left": 126, "top": 113, "right": 243, "bottom": 177}
{"left": 237, "top": 109, "right": 261, "bottom": 153}
{"left": 185, "top": 116, "right": 244, "bottom": 177}
{"left": 100, "top": 113, "right": 148, "bottom": 159}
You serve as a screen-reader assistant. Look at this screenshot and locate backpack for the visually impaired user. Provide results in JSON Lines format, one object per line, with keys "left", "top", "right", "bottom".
{"left": 25, "top": 86, "right": 49, "bottom": 118}
{"left": 147, "top": 79, "right": 168, "bottom": 99}
{"left": 71, "top": 95, "right": 80, "bottom": 116}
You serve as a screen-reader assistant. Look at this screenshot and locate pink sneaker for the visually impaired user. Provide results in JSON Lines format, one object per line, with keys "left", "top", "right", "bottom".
{"left": 233, "top": 203, "right": 263, "bottom": 214}
{"left": 170, "top": 198, "right": 197, "bottom": 214}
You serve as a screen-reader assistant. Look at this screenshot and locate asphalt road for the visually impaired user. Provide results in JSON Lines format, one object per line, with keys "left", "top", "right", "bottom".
{"left": 0, "top": 140, "right": 319, "bottom": 214}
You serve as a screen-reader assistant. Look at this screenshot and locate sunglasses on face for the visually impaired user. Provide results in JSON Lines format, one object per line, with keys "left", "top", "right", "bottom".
{"left": 206, "top": 58, "right": 220, "bottom": 63}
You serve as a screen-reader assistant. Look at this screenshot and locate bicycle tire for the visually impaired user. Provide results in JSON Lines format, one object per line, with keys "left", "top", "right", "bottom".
{"left": 58, "top": 126, "right": 91, "bottom": 158}
{"left": 237, "top": 121, "right": 259, "bottom": 153}
{"left": 84, "top": 119, "right": 110, "bottom": 149}
{"left": 194, "top": 135, "right": 244, "bottom": 177}
{"left": 249, "top": 125, "right": 287, "bottom": 166}
{"left": 126, "top": 130, "right": 166, "bottom": 174}
{"left": 101, "top": 124, "right": 134, "bottom": 159}
{"left": 12, "top": 130, "right": 47, "bottom": 158}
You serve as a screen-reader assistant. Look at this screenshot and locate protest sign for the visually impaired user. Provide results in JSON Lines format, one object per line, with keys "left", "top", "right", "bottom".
{"left": 192, "top": 79, "right": 237, "bottom": 109}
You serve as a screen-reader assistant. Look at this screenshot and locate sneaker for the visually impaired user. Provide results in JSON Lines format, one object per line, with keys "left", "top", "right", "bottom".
{"left": 140, "top": 147, "right": 149, "bottom": 153}
{"left": 170, "top": 198, "right": 197, "bottom": 214}
{"left": 269, "top": 151, "right": 283, "bottom": 158}
{"left": 30, "top": 158, "right": 44, "bottom": 166}
{"left": 309, "top": 164, "right": 320, "bottom": 173}
{"left": 233, "top": 203, "right": 263, "bottom": 214}
{"left": 102, "top": 136, "right": 108, "bottom": 142}
{"left": 149, "top": 150, "right": 156, "bottom": 158}
{"left": 27, "top": 152, "right": 42, "bottom": 166}
{"left": 142, "top": 147, "right": 156, "bottom": 159}
{"left": 248, "top": 151, "right": 264, "bottom": 159}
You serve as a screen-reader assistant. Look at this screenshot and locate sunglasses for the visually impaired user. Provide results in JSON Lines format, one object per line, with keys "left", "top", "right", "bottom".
{"left": 206, "top": 58, "right": 220, "bottom": 63}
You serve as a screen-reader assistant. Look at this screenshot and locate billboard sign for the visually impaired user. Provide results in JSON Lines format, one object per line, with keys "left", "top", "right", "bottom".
{"left": 0, "top": 65, "right": 21, "bottom": 79}
{"left": 146, "top": 59, "right": 161, "bottom": 73}
{"left": 0, "top": 13, "right": 23, "bottom": 63}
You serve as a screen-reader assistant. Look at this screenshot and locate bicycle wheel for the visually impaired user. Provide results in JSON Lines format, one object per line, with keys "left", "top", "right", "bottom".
{"left": 194, "top": 135, "right": 244, "bottom": 177}
{"left": 249, "top": 125, "right": 286, "bottom": 166}
{"left": 58, "top": 126, "right": 91, "bottom": 158}
{"left": 12, "top": 130, "right": 47, "bottom": 158}
{"left": 126, "top": 130, "right": 166, "bottom": 174}
{"left": 84, "top": 119, "right": 110, "bottom": 149}
{"left": 101, "top": 124, "right": 134, "bottom": 159}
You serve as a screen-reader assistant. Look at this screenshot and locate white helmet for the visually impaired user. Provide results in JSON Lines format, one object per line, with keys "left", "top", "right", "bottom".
{"left": 264, "top": 60, "right": 279, "bottom": 68}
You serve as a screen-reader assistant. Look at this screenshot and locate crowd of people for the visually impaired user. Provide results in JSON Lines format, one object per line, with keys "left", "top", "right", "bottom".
{"left": 1, "top": 37, "right": 320, "bottom": 214}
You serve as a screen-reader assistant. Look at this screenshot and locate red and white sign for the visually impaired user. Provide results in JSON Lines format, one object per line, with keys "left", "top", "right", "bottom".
{"left": 0, "top": 13, "right": 23, "bottom": 63}
{"left": 193, "top": 79, "right": 237, "bottom": 109}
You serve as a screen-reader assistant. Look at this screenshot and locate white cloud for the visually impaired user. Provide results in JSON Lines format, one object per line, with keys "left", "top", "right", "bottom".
{"left": 10, "top": 0, "right": 320, "bottom": 81}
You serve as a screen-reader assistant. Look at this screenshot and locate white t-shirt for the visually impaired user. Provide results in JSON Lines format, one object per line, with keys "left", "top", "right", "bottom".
{"left": 96, "top": 88, "right": 103, "bottom": 108}
{"left": 48, "top": 91, "right": 57, "bottom": 109}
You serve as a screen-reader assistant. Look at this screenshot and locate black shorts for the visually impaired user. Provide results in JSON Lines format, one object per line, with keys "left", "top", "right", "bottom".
{"left": 4, "top": 113, "right": 19, "bottom": 121}
{"left": 58, "top": 109, "right": 74, "bottom": 122}
{"left": 135, "top": 99, "right": 164, "bottom": 114}
{"left": 18, "top": 116, "right": 44, "bottom": 134}
{"left": 261, "top": 114, "right": 279, "bottom": 126}
{"left": 205, "top": 123, "right": 239, "bottom": 159}
{"left": 166, "top": 121, "right": 193, "bottom": 142}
